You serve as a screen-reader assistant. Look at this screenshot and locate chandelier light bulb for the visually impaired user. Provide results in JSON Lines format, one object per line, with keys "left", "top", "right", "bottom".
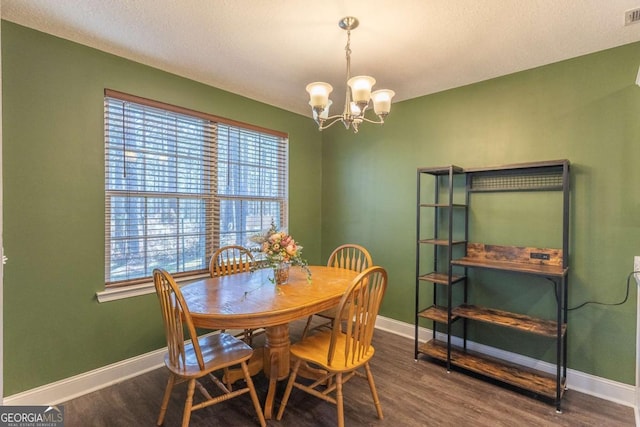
{"left": 349, "top": 101, "right": 361, "bottom": 116}
{"left": 347, "top": 76, "right": 376, "bottom": 105}
{"left": 311, "top": 99, "right": 333, "bottom": 121}
{"left": 306, "top": 82, "right": 333, "bottom": 109}
{"left": 371, "top": 89, "right": 395, "bottom": 116}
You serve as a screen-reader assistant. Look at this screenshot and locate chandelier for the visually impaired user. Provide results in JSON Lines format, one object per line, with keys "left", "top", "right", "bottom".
{"left": 306, "top": 17, "right": 395, "bottom": 133}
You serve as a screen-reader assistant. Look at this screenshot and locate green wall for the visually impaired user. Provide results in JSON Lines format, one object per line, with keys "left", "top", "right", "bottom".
{"left": 321, "top": 42, "right": 640, "bottom": 384}
{"left": 1, "top": 21, "right": 322, "bottom": 396}
{"left": 3, "top": 18, "right": 640, "bottom": 395}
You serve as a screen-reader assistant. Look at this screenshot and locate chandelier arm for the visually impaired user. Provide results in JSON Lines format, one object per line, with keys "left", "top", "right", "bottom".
{"left": 360, "top": 116, "right": 385, "bottom": 125}
{"left": 316, "top": 116, "right": 346, "bottom": 131}
{"left": 322, "top": 114, "right": 344, "bottom": 123}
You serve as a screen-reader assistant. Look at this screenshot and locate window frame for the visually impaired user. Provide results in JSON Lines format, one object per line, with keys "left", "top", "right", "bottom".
{"left": 100, "top": 89, "right": 288, "bottom": 300}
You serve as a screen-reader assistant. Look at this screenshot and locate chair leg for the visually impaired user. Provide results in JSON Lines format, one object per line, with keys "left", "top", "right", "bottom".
{"left": 240, "top": 361, "right": 266, "bottom": 427}
{"left": 182, "top": 379, "right": 196, "bottom": 427}
{"left": 157, "top": 373, "right": 176, "bottom": 426}
{"left": 223, "top": 367, "right": 233, "bottom": 391}
{"left": 301, "top": 315, "right": 313, "bottom": 339}
{"left": 364, "top": 362, "right": 384, "bottom": 420}
{"left": 336, "top": 372, "right": 344, "bottom": 427}
{"left": 276, "top": 358, "right": 302, "bottom": 420}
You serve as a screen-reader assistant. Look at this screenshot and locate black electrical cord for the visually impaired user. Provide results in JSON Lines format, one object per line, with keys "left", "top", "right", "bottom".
{"left": 568, "top": 270, "right": 639, "bottom": 311}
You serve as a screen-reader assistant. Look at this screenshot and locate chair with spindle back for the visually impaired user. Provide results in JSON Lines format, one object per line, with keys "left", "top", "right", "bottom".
{"left": 153, "top": 268, "right": 266, "bottom": 427}
{"left": 301, "top": 244, "right": 373, "bottom": 338}
{"left": 276, "top": 266, "right": 388, "bottom": 427}
{"left": 209, "top": 245, "right": 262, "bottom": 345}
{"left": 209, "top": 245, "right": 254, "bottom": 277}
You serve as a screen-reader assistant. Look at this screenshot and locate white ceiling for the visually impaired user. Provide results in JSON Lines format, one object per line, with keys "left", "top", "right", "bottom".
{"left": 3, "top": 1, "right": 640, "bottom": 116}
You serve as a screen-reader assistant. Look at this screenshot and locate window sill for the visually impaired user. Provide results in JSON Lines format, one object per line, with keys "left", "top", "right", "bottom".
{"left": 96, "top": 272, "right": 211, "bottom": 303}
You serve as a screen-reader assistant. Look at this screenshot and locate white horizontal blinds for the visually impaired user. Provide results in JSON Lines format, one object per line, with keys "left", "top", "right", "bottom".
{"left": 104, "top": 90, "right": 288, "bottom": 287}
{"left": 216, "top": 124, "right": 288, "bottom": 249}
{"left": 105, "top": 96, "right": 216, "bottom": 286}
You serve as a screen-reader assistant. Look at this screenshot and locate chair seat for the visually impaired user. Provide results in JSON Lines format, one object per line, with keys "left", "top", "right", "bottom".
{"left": 290, "top": 330, "right": 375, "bottom": 372}
{"left": 165, "top": 332, "right": 254, "bottom": 378}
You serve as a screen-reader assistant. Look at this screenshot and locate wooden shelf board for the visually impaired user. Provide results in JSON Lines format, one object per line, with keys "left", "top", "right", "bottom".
{"left": 418, "top": 306, "right": 457, "bottom": 323}
{"left": 418, "top": 340, "right": 565, "bottom": 400}
{"left": 418, "top": 272, "right": 465, "bottom": 285}
{"left": 420, "top": 203, "right": 467, "bottom": 208}
{"left": 419, "top": 239, "right": 467, "bottom": 246}
{"left": 451, "top": 243, "right": 568, "bottom": 277}
{"left": 452, "top": 304, "right": 566, "bottom": 338}
{"left": 451, "top": 257, "right": 567, "bottom": 277}
{"left": 418, "top": 165, "right": 464, "bottom": 175}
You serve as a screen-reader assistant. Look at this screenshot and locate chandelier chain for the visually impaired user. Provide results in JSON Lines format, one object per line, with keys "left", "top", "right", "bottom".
{"left": 344, "top": 29, "right": 352, "bottom": 116}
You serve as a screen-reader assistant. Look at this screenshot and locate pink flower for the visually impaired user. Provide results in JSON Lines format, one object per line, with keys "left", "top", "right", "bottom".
{"left": 269, "top": 232, "right": 282, "bottom": 243}
{"left": 285, "top": 244, "right": 297, "bottom": 256}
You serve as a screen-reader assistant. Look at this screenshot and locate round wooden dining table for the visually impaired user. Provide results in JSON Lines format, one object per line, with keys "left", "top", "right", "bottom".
{"left": 180, "top": 265, "right": 359, "bottom": 419}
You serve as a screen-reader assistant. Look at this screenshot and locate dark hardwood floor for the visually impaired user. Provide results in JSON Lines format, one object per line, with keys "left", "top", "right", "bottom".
{"left": 61, "top": 319, "right": 635, "bottom": 426}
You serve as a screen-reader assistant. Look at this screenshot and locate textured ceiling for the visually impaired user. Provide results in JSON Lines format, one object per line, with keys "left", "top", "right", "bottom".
{"left": 3, "top": 1, "right": 640, "bottom": 116}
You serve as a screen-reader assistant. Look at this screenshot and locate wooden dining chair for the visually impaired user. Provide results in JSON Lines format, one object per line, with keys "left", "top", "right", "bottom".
{"left": 209, "top": 245, "right": 262, "bottom": 345}
{"left": 301, "top": 244, "right": 373, "bottom": 338}
{"left": 153, "top": 269, "right": 266, "bottom": 427}
{"left": 209, "top": 245, "right": 254, "bottom": 277}
{"left": 276, "top": 266, "right": 388, "bottom": 427}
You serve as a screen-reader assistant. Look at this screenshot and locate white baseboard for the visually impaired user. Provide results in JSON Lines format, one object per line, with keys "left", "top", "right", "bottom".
{"left": 3, "top": 349, "right": 166, "bottom": 406}
{"left": 3, "top": 317, "right": 637, "bottom": 410}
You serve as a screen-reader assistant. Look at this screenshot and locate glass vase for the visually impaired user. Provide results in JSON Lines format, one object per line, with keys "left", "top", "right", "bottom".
{"left": 273, "top": 262, "right": 290, "bottom": 285}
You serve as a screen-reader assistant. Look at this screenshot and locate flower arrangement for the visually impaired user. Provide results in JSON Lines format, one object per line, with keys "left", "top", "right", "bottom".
{"left": 251, "top": 222, "right": 311, "bottom": 284}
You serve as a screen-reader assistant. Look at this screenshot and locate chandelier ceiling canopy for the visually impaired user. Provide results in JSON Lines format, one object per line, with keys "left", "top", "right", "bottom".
{"left": 306, "top": 17, "right": 395, "bottom": 133}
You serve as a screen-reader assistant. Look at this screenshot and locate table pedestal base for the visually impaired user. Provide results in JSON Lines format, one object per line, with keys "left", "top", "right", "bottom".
{"left": 263, "top": 324, "right": 290, "bottom": 418}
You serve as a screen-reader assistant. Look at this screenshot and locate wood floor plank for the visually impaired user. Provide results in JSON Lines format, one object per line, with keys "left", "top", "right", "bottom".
{"left": 61, "top": 319, "right": 634, "bottom": 426}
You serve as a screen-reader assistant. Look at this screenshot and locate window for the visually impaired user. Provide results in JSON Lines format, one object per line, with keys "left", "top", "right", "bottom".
{"left": 104, "top": 90, "right": 288, "bottom": 287}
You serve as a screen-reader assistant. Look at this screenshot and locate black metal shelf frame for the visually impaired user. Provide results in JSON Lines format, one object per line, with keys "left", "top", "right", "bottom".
{"left": 414, "top": 160, "right": 570, "bottom": 412}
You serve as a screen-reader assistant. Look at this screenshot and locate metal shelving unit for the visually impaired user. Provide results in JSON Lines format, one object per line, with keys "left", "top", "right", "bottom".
{"left": 415, "top": 160, "right": 570, "bottom": 412}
